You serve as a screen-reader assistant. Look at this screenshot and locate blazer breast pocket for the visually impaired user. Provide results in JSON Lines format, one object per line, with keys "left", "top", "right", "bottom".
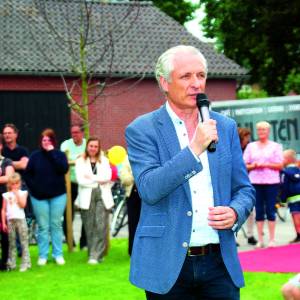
{"left": 137, "top": 225, "right": 166, "bottom": 238}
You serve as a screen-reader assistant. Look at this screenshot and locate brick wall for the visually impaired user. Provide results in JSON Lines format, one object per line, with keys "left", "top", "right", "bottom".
{"left": 0, "top": 75, "right": 237, "bottom": 149}
{"left": 206, "top": 79, "right": 237, "bottom": 101}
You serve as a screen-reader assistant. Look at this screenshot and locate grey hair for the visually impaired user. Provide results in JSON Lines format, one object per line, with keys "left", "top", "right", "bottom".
{"left": 256, "top": 121, "right": 271, "bottom": 129}
{"left": 155, "top": 45, "right": 208, "bottom": 89}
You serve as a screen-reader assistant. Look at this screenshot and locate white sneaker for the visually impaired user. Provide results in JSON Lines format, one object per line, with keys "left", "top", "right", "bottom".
{"left": 19, "top": 266, "right": 30, "bottom": 272}
{"left": 55, "top": 257, "right": 65, "bottom": 265}
{"left": 37, "top": 258, "right": 47, "bottom": 266}
{"left": 268, "top": 240, "right": 276, "bottom": 248}
{"left": 255, "top": 241, "right": 265, "bottom": 249}
{"left": 88, "top": 258, "right": 98, "bottom": 265}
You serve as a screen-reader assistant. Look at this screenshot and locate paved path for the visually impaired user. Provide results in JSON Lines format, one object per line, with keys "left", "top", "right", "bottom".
{"left": 237, "top": 207, "right": 295, "bottom": 252}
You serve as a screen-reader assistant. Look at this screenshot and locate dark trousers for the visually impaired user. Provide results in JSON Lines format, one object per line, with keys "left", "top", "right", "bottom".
{"left": 254, "top": 184, "right": 279, "bottom": 221}
{"left": 0, "top": 196, "right": 8, "bottom": 270}
{"left": 146, "top": 251, "right": 240, "bottom": 300}
{"left": 24, "top": 193, "right": 34, "bottom": 219}
{"left": 63, "top": 182, "right": 86, "bottom": 247}
{"left": 126, "top": 186, "right": 141, "bottom": 256}
{"left": 0, "top": 231, "right": 8, "bottom": 270}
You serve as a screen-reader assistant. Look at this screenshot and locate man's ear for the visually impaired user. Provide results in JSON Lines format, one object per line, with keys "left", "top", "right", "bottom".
{"left": 159, "top": 76, "right": 169, "bottom": 93}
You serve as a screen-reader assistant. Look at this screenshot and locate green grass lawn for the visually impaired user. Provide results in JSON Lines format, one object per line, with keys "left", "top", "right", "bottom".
{"left": 0, "top": 238, "right": 294, "bottom": 299}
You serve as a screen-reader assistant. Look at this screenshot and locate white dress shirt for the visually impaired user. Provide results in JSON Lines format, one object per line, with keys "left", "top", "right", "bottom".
{"left": 166, "top": 102, "right": 219, "bottom": 246}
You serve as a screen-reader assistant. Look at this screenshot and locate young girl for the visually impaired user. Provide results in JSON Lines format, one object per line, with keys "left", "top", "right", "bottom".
{"left": 1, "top": 173, "right": 31, "bottom": 271}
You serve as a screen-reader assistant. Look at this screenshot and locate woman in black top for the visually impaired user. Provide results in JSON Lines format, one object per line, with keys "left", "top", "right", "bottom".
{"left": 25, "top": 128, "right": 68, "bottom": 266}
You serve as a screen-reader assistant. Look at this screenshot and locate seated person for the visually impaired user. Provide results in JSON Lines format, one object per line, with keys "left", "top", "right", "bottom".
{"left": 282, "top": 274, "right": 300, "bottom": 300}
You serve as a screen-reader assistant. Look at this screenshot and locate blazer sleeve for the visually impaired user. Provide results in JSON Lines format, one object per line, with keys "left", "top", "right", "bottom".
{"left": 228, "top": 123, "right": 256, "bottom": 231}
{"left": 125, "top": 117, "right": 202, "bottom": 205}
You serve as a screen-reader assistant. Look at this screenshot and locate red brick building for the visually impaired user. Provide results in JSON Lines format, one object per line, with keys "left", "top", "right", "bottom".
{"left": 0, "top": 1, "right": 247, "bottom": 151}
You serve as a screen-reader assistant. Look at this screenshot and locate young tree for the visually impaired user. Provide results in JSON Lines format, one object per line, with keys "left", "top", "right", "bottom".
{"left": 201, "top": 0, "right": 300, "bottom": 96}
{"left": 26, "top": 0, "right": 142, "bottom": 139}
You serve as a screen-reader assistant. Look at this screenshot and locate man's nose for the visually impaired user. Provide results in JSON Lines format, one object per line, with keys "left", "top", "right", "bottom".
{"left": 190, "top": 75, "right": 202, "bottom": 88}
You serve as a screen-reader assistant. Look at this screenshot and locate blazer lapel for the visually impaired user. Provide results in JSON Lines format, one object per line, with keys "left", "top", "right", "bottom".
{"left": 86, "top": 157, "right": 94, "bottom": 175}
{"left": 155, "top": 105, "right": 192, "bottom": 206}
{"left": 207, "top": 151, "right": 220, "bottom": 206}
{"left": 207, "top": 112, "right": 220, "bottom": 206}
{"left": 155, "top": 105, "right": 181, "bottom": 158}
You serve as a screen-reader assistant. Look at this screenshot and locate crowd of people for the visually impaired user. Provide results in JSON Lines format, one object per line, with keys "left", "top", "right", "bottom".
{"left": 0, "top": 123, "right": 120, "bottom": 272}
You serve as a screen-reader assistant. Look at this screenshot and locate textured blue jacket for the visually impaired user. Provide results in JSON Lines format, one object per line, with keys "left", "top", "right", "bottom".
{"left": 125, "top": 105, "right": 255, "bottom": 294}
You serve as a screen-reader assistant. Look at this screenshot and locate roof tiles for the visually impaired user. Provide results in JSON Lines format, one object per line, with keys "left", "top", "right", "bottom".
{"left": 0, "top": 0, "right": 247, "bottom": 78}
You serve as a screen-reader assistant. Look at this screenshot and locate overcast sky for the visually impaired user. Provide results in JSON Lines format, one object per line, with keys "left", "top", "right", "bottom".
{"left": 184, "top": 1, "right": 214, "bottom": 43}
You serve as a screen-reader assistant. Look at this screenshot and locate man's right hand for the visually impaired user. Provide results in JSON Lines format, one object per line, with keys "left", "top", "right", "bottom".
{"left": 190, "top": 119, "right": 218, "bottom": 156}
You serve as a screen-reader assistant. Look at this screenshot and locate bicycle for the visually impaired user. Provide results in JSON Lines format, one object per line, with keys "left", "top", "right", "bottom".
{"left": 110, "top": 180, "right": 128, "bottom": 237}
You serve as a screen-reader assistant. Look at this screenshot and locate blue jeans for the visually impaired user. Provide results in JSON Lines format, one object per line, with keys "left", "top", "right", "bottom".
{"left": 31, "top": 194, "right": 66, "bottom": 259}
{"left": 146, "top": 251, "right": 239, "bottom": 300}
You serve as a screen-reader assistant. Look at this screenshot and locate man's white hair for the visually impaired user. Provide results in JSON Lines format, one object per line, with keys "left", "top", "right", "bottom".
{"left": 155, "top": 45, "right": 208, "bottom": 89}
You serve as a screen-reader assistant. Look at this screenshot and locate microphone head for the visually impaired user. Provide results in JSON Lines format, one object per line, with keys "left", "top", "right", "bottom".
{"left": 196, "top": 93, "right": 209, "bottom": 109}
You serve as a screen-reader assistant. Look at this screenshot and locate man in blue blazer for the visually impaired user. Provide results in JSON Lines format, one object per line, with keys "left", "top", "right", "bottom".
{"left": 125, "top": 45, "right": 255, "bottom": 299}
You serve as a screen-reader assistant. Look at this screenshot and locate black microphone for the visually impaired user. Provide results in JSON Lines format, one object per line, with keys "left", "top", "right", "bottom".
{"left": 196, "top": 93, "right": 217, "bottom": 153}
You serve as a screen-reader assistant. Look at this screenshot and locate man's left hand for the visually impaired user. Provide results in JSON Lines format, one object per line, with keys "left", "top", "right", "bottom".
{"left": 208, "top": 206, "right": 237, "bottom": 229}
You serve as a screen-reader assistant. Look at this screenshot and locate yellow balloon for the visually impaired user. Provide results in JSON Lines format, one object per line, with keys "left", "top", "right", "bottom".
{"left": 108, "top": 146, "right": 127, "bottom": 166}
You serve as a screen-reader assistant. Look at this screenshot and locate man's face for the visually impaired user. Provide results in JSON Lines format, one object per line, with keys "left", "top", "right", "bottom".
{"left": 160, "top": 53, "right": 206, "bottom": 110}
{"left": 71, "top": 126, "right": 84, "bottom": 144}
{"left": 3, "top": 127, "right": 18, "bottom": 144}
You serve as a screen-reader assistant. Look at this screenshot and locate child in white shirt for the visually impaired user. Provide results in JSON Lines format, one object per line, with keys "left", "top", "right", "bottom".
{"left": 1, "top": 173, "right": 31, "bottom": 271}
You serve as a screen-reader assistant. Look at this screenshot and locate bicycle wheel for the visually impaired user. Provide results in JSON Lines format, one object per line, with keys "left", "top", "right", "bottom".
{"left": 111, "top": 199, "right": 128, "bottom": 237}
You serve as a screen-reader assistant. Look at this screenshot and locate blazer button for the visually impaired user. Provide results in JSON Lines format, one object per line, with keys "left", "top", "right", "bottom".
{"left": 187, "top": 211, "right": 192, "bottom": 217}
{"left": 182, "top": 242, "right": 188, "bottom": 248}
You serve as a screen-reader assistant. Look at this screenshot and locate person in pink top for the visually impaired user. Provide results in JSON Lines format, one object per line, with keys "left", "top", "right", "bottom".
{"left": 243, "top": 121, "right": 283, "bottom": 248}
